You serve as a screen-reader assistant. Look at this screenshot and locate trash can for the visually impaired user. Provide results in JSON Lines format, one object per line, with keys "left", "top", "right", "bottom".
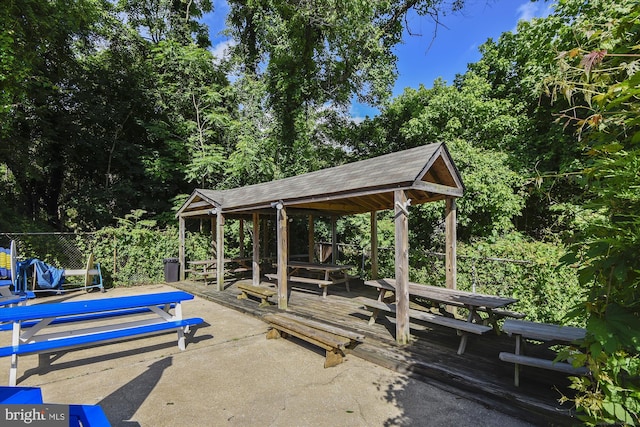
{"left": 163, "top": 258, "right": 180, "bottom": 282}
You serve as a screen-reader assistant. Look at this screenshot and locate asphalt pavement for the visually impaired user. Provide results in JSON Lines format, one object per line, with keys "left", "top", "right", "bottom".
{"left": 0, "top": 284, "right": 537, "bottom": 426}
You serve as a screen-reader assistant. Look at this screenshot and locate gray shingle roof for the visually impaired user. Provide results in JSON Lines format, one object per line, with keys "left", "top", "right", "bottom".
{"left": 177, "top": 143, "right": 463, "bottom": 217}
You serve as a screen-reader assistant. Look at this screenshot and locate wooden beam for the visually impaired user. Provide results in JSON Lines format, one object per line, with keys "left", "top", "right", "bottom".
{"left": 216, "top": 211, "right": 225, "bottom": 291}
{"left": 262, "top": 218, "right": 268, "bottom": 259}
{"left": 252, "top": 213, "right": 260, "bottom": 286}
{"left": 412, "top": 181, "right": 464, "bottom": 198}
{"left": 186, "top": 200, "right": 214, "bottom": 209}
{"left": 308, "top": 215, "right": 314, "bottom": 262}
{"left": 370, "top": 211, "right": 378, "bottom": 280}
{"left": 239, "top": 218, "right": 245, "bottom": 258}
{"left": 179, "top": 209, "right": 215, "bottom": 218}
{"left": 445, "top": 198, "right": 457, "bottom": 291}
{"left": 276, "top": 205, "right": 288, "bottom": 309}
{"left": 394, "top": 190, "right": 411, "bottom": 345}
{"left": 179, "top": 216, "right": 185, "bottom": 281}
{"left": 331, "top": 216, "right": 337, "bottom": 264}
{"left": 211, "top": 217, "right": 216, "bottom": 259}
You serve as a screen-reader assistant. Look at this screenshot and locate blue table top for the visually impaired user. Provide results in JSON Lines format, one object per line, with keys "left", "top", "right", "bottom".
{"left": 0, "top": 291, "right": 194, "bottom": 322}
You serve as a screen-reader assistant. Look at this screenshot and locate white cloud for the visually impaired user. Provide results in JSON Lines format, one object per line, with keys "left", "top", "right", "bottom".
{"left": 517, "top": 1, "right": 553, "bottom": 22}
{"left": 211, "top": 39, "right": 236, "bottom": 63}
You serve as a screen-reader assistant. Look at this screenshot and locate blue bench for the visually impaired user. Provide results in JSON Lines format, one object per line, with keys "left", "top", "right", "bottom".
{"left": 0, "top": 385, "right": 43, "bottom": 403}
{"left": 0, "top": 291, "right": 203, "bottom": 386}
{"left": 0, "top": 304, "right": 177, "bottom": 332}
{"left": 69, "top": 404, "right": 111, "bottom": 426}
{"left": 1, "top": 386, "right": 111, "bottom": 426}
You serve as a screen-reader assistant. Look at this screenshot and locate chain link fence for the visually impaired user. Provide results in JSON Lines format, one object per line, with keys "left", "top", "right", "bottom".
{"left": 2, "top": 232, "right": 580, "bottom": 323}
{"left": 1, "top": 233, "right": 97, "bottom": 270}
{"left": 1, "top": 232, "right": 161, "bottom": 285}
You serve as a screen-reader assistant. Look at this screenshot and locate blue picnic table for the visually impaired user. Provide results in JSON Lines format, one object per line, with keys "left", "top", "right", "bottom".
{"left": 0, "top": 291, "right": 203, "bottom": 386}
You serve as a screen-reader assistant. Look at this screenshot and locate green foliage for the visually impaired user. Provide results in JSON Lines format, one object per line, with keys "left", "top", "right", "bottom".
{"left": 226, "top": 0, "right": 468, "bottom": 171}
{"left": 543, "top": 0, "right": 640, "bottom": 423}
{"left": 411, "top": 233, "right": 584, "bottom": 324}
{"left": 87, "top": 210, "right": 211, "bottom": 286}
{"left": 346, "top": 78, "right": 528, "bottom": 243}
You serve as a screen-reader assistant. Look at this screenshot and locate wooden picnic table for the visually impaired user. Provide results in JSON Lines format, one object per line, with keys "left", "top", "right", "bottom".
{"left": 0, "top": 291, "right": 202, "bottom": 385}
{"left": 267, "top": 261, "right": 354, "bottom": 297}
{"left": 187, "top": 257, "right": 254, "bottom": 285}
{"left": 364, "top": 278, "right": 521, "bottom": 329}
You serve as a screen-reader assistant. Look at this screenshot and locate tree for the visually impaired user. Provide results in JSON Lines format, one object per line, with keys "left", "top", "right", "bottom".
{"left": 0, "top": 0, "right": 103, "bottom": 228}
{"left": 543, "top": 0, "right": 640, "bottom": 424}
{"left": 345, "top": 75, "right": 526, "bottom": 244}
{"left": 225, "top": 0, "right": 467, "bottom": 175}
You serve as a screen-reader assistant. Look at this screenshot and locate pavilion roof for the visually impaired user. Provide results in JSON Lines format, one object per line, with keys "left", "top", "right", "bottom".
{"left": 177, "top": 142, "right": 464, "bottom": 218}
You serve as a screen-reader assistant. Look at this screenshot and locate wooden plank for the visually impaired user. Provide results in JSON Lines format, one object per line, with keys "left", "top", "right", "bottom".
{"left": 276, "top": 312, "right": 366, "bottom": 342}
{"left": 502, "top": 319, "right": 585, "bottom": 342}
{"left": 277, "top": 205, "right": 288, "bottom": 309}
{"left": 216, "top": 211, "right": 225, "bottom": 291}
{"left": 287, "top": 276, "right": 332, "bottom": 286}
{"left": 264, "top": 315, "right": 350, "bottom": 350}
{"left": 237, "top": 284, "right": 276, "bottom": 297}
{"left": 445, "top": 198, "right": 457, "bottom": 318}
{"left": 252, "top": 213, "right": 260, "bottom": 286}
{"left": 499, "top": 352, "right": 588, "bottom": 375}
{"left": 370, "top": 211, "right": 378, "bottom": 280}
{"left": 491, "top": 309, "right": 526, "bottom": 319}
{"left": 331, "top": 216, "right": 337, "bottom": 264}
{"left": 364, "top": 279, "right": 395, "bottom": 291}
{"left": 358, "top": 297, "right": 492, "bottom": 335}
{"left": 370, "top": 278, "right": 517, "bottom": 309}
{"left": 308, "top": 215, "right": 314, "bottom": 262}
{"left": 394, "top": 190, "right": 410, "bottom": 345}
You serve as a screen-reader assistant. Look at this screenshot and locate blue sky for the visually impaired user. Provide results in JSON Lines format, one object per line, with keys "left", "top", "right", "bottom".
{"left": 204, "top": 0, "right": 554, "bottom": 119}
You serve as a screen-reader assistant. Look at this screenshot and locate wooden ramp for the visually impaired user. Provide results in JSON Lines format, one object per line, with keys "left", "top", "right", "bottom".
{"left": 171, "top": 278, "right": 580, "bottom": 426}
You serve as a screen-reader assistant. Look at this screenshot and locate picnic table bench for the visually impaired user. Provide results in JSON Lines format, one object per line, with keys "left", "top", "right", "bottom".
{"left": 365, "top": 278, "right": 524, "bottom": 328}
{"left": 0, "top": 291, "right": 203, "bottom": 385}
{"left": 499, "top": 319, "right": 588, "bottom": 386}
{"left": 1, "top": 385, "right": 111, "bottom": 426}
{"left": 266, "top": 261, "right": 354, "bottom": 297}
{"left": 237, "top": 283, "right": 276, "bottom": 307}
{"left": 356, "top": 297, "right": 492, "bottom": 354}
{"left": 264, "top": 313, "right": 364, "bottom": 368}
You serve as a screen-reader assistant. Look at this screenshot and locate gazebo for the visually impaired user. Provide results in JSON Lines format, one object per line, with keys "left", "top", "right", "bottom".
{"left": 176, "top": 142, "right": 465, "bottom": 344}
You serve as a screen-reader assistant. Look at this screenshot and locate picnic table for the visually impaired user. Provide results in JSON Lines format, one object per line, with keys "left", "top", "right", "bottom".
{"left": 365, "top": 278, "right": 522, "bottom": 329}
{"left": 0, "top": 291, "right": 202, "bottom": 385}
{"left": 361, "top": 278, "right": 523, "bottom": 354}
{"left": 186, "top": 257, "right": 254, "bottom": 285}
{"left": 499, "top": 319, "right": 588, "bottom": 386}
{"left": 186, "top": 260, "right": 217, "bottom": 285}
{"left": 266, "top": 261, "right": 354, "bottom": 297}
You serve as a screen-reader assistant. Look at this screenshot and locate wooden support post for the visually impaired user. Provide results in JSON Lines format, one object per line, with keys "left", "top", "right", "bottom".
{"left": 211, "top": 216, "right": 216, "bottom": 259}
{"left": 394, "top": 190, "right": 410, "bottom": 345}
{"left": 179, "top": 216, "right": 185, "bottom": 281}
{"left": 445, "top": 198, "right": 457, "bottom": 291}
{"left": 239, "top": 218, "right": 245, "bottom": 258}
{"left": 262, "top": 218, "right": 268, "bottom": 259}
{"left": 216, "top": 210, "right": 225, "bottom": 291}
{"left": 276, "top": 204, "right": 288, "bottom": 309}
{"left": 308, "top": 215, "right": 314, "bottom": 262}
{"left": 252, "top": 213, "right": 260, "bottom": 286}
{"left": 370, "top": 211, "right": 378, "bottom": 280}
{"left": 331, "top": 216, "right": 338, "bottom": 264}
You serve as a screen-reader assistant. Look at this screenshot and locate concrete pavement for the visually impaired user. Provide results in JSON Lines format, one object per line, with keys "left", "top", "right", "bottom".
{"left": 0, "top": 284, "right": 536, "bottom": 426}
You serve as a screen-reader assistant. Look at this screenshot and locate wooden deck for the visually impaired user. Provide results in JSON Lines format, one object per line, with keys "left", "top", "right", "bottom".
{"left": 170, "top": 278, "right": 580, "bottom": 426}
